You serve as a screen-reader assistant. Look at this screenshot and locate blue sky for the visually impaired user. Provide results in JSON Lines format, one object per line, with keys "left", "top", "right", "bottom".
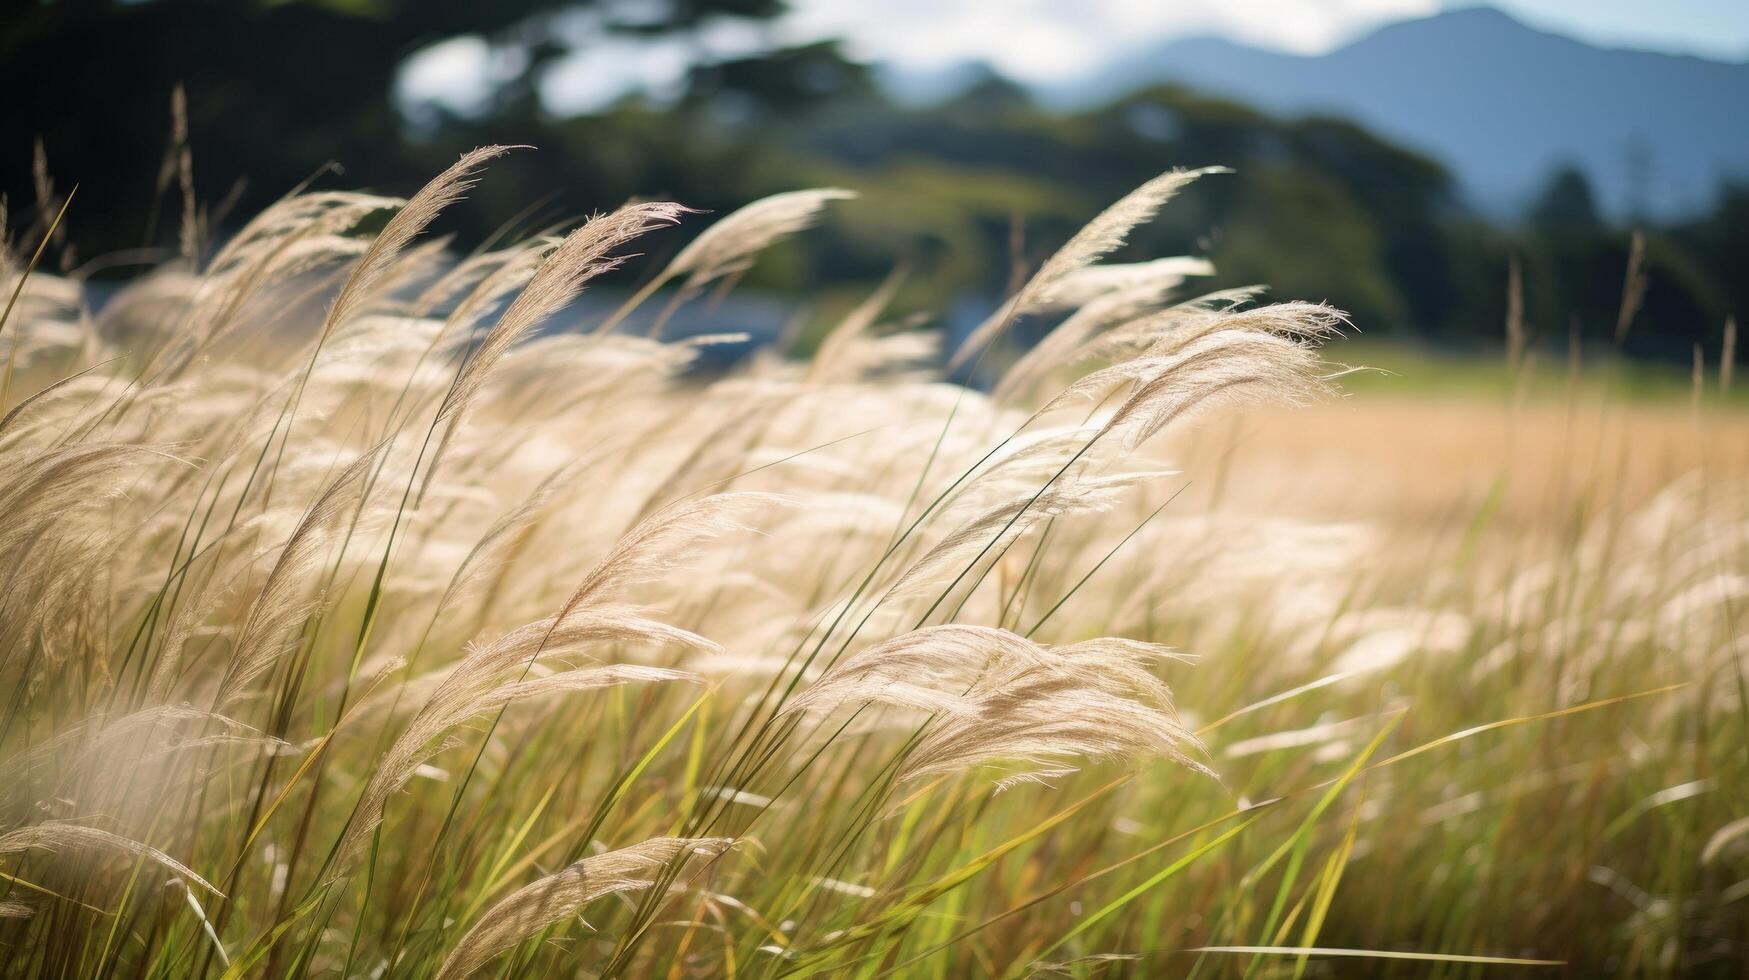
{"left": 1488, "top": 0, "right": 1749, "bottom": 59}
{"left": 401, "top": 1, "right": 1749, "bottom": 116}
{"left": 774, "top": 0, "right": 1749, "bottom": 81}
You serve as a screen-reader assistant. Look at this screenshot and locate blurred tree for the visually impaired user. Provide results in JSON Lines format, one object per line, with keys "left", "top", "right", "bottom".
{"left": 1529, "top": 165, "right": 1602, "bottom": 233}
{"left": 1670, "top": 181, "right": 1749, "bottom": 356}
{"left": 681, "top": 41, "right": 881, "bottom": 121}
{"left": 1, "top": 0, "right": 785, "bottom": 262}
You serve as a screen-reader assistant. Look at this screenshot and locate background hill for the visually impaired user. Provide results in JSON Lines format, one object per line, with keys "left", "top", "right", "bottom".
{"left": 1042, "top": 6, "right": 1749, "bottom": 219}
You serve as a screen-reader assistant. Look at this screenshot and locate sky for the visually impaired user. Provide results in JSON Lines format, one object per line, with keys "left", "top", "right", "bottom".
{"left": 1481, "top": 0, "right": 1749, "bottom": 60}
{"left": 399, "top": 0, "right": 1749, "bottom": 116}
{"left": 778, "top": 0, "right": 1749, "bottom": 81}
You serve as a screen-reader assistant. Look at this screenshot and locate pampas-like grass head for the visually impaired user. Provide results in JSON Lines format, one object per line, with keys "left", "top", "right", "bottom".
{"left": 784, "top": 625, "right": 1202, "bottom": 786}
{"left": 433, "top": 836, "right": 733, "bottom": 980}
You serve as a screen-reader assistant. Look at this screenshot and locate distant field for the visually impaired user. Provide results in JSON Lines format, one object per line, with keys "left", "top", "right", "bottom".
{"left": 1333, "top": 339, "right": 1743, "bottom": 404}
{"left": 1, "top": 160, "right": 1744, "bottom": 978}
{"left": 1179, "top": 382, "right": 1748, "bottom": 522}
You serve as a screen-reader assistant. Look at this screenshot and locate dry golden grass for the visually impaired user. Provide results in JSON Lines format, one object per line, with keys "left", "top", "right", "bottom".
{"left": 0, "top": 154, "right": 1744, "bottom": 978}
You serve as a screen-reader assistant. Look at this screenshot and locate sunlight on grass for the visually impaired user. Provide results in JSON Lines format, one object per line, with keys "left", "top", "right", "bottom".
{"left": 0, "top": 154, "right": 1744, "bottom": 978}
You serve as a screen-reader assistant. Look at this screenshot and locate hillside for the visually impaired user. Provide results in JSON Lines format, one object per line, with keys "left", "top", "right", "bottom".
{"left": 1044, "top": 7, "right": 1749, "bottom": 218}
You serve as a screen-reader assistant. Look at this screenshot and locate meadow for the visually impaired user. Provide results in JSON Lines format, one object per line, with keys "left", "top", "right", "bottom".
{"left": 0, "top": 150, "right": 1744, "bottom": 977}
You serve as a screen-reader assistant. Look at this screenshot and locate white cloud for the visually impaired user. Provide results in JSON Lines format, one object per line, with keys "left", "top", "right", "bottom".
{"left": 401, "top": 0, "right": 1443, "bottom": 116}
{"left": 776, "top": 0, "right": 1439, "bottom": 82}
{"left": 536, "top": 10, "right": 774, "bottom": 114}
{"left": 398, "top": 36, "right": 496, "bottom": 115}
{"left": 539, "top": 38, "right": 695, "bottom": 114}
{"left": 397, "top": 35, "right": 531, "bottom": 117}
{"left": 399, "top": 1, "right": 1743, "bottom": 118}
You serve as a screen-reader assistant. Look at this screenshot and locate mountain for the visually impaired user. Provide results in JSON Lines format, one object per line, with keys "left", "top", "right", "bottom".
{"left": 1039, "top": 6, "right": 1749, "bottom": 219}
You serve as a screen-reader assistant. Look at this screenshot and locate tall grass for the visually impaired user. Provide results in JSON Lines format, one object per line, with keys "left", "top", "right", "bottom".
{"left": 0, "top": 151, "right": 1744, "bottom": 978}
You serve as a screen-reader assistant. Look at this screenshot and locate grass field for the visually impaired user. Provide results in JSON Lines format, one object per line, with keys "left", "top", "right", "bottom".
{"left": 0, "top": 155, "right": 1745, "bottom": 977}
